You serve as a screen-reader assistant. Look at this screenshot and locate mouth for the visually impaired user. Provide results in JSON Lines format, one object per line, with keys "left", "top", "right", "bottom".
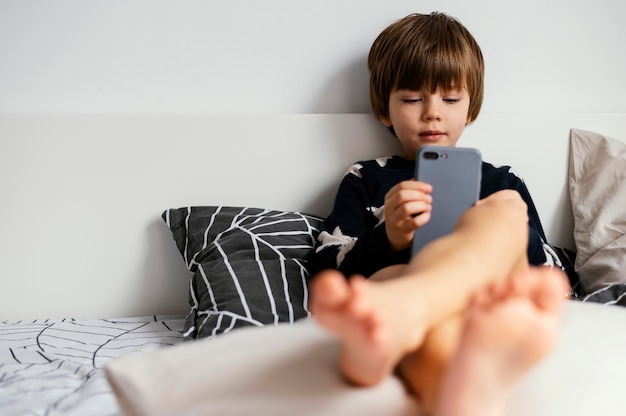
{"left": 419, "top": 130, "right": 445, "bottom": 142}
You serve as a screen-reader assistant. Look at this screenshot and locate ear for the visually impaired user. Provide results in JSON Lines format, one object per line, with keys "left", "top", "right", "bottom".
{"left": 379, "top": 115, "right": 393, "bottom": 128}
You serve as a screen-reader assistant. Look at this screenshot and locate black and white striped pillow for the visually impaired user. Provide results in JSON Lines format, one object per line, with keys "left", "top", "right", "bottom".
{"left": 163, "top": 206, "right": 322, "bottom": 340}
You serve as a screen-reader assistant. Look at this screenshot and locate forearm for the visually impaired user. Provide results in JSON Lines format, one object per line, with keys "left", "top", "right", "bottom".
{"left": 309, "top": 223, "right": 409, "bottom": 278}
{"left": 527, "top": 226, "right": 548, "bottom": 265}
{"left": 338, "top": 224, "right": 410, "bottom": 277}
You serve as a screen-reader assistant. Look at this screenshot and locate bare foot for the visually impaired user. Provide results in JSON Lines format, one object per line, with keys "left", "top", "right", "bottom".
{"left": 436, "top": 267, "right": 568, "bottom": 416}
{"left": 309, "top": 270, "right": 427, "bottom": 386}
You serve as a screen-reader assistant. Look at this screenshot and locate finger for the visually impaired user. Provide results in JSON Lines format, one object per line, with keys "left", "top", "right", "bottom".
{"left": 410, "top": 211, "right": 431, "bottom": 228}
{"left": 387, "top": 190, "right": 433, "bottom": 213}
{"left": 403, "top": 200, "right": 433, "bottom": 218}
{"left": 387, "top": 180, "right": 432, "bottom": 196}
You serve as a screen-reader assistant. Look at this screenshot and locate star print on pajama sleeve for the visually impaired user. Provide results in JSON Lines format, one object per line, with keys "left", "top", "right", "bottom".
{"left": 315, "top": 226, "right": 357, "bottom": 268}
{"left": 368, "top": 205, "right": 385, "bottom": 225}
{"left": 314, "top": 160, "right": 388, "bottom": 268}
{"left": 347, "top": 163, "right": 364, "bottom": 178}
{"left": 307, "top": 155, "right": 417, "bottom": 277}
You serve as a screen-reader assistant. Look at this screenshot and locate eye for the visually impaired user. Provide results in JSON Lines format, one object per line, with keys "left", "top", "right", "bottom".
{"left": 402, "top": 98, "right": 422, "bottom": 104}
{"left": 443, "top": 98, "right": 461, "bottom": 104}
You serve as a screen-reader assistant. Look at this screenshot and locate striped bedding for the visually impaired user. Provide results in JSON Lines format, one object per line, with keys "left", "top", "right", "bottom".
{"left": 162, "top": 206, "right": 321, "bottom": 340}
{"left": 0, "top": 315, "right": 184, "bottom": 416}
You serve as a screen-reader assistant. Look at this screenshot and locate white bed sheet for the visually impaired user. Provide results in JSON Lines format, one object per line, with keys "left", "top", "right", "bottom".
{"left": 0, "top": 316, "right": 185, "bottom": 416}
{"left": 105, "top": 300, "right": 626, "bottom": 416}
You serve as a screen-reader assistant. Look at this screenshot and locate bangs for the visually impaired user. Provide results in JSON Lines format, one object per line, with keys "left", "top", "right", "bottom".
{"left": 394, "top": 37, "right": 471, "bottom": 94}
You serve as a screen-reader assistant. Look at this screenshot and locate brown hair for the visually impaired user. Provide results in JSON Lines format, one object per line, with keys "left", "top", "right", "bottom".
{"left": 368, "top": 12, "right": 484, "bottom": 123}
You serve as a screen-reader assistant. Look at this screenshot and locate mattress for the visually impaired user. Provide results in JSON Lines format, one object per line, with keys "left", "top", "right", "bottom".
{"left": 0, "top": 315, "right": 185, "bottom": 416}
{"left": 2, "top": 283, "right": 626, "bottom": 415}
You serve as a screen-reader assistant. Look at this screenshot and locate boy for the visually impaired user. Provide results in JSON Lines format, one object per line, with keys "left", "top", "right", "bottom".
{"left": 308, "top": 12, "right": 567, "bottom": 415}
{"left": 307, "top": 12, "right": 552, "bottom": 279}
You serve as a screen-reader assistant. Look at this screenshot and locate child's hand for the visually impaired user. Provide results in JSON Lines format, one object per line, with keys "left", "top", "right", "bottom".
{"left": 384, "top": 180, "right": 433, "bottom": 251}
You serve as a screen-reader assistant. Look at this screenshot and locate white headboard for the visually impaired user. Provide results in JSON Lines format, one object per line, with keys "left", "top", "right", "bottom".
{"left": 1, "top": 113, "right": 625, "bottom": 320}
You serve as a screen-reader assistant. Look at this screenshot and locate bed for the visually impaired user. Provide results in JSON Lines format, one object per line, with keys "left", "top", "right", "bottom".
{"left": 1, "top": 113, "right": 626, "bottom": 415}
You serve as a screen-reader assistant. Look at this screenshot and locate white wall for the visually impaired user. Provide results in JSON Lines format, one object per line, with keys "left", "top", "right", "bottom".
{"left": 1, "top": 0, "right": 625, "bottom": 115}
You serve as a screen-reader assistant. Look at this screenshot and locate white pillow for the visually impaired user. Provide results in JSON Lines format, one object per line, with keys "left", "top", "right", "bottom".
{"left": 105, "top": 319, "right": 422, "bottom": 416}
{"left": 568, "top": 129, "right": 626, "bottom": 294}
{"left": 104, "top": 302, "right": 626, "bottom": 416}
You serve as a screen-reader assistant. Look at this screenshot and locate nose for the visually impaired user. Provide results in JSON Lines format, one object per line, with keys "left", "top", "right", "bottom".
{"left": 422, "top": 99, "right": 441, "bottom": 121}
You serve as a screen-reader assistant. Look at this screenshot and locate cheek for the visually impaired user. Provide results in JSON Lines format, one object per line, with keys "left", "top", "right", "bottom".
{"left": 450, "top": 119, "right": 467, "bottom": 143}
{"left": 453, "top": 118, "right": 467, "bottom": 132}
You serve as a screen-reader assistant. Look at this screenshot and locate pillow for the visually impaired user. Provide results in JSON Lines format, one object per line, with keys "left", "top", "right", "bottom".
{"left": 162, "top": 206, "right": 323, "bottom": 340}
{"left": 105, "top": 319, "right": 422, "bottom": 416}
{"left": 582, "top": 283, "right": 626, "bottom": 307}
{"left": 105, "top": 301, "right": 626, "bottom": 416}
{"left": 548, "top": 245, "right": 581, "bottom": 298}
{"left": 568, "top": 129, "right": 626, "bottom": 294}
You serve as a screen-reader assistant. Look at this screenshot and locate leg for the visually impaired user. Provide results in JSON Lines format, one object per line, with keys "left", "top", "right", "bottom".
{"left": 435, "top": 267, "right": 567, "bottom": 416}
{"left": 309, "top": 190, "right": 530, "bottom": 387}
{"left": 396, "top": 315, "right": 462, "bottom": 414}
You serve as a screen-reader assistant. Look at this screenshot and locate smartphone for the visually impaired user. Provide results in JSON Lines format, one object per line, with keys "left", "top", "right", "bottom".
{"left": 411, "top": 146, "right": 482, "bottom": 256}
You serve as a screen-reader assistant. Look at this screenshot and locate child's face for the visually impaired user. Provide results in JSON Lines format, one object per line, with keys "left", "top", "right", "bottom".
{"left": 380, "top": 87, "right": 471, "bottom": 160}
